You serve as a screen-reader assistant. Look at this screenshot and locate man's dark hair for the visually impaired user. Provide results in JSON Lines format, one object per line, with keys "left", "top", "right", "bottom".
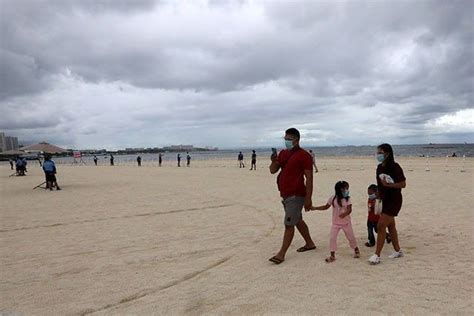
{"left": 285, "top": 128, "right": 300, "bottom": 140}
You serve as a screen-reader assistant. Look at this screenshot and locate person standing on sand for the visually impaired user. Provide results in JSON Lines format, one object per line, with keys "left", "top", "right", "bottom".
{"left": 186, "top": 152, "right": 191, "bottom": 167}
{"left": 250, "top": 150, "right": 257, "bottom": 170}
{"left": 177, "top": 153, "right": 181, "bottom": 167}
{"left": 369, "top": 143, "right": 406, "bottom": 265}
{"left": 158, "top": 153, "right": 163, "bottom": 167}
{"left": 9, "top": 158, "right": 14, "bottom": 170}
{"left": 137, "top": 155, "right": 142, "bottom": 167}
{"left": 268, "top": 128, "right": 316, "bottom": 264}
{"left": 238, "top": 152, "right": 245, "bottom": 168}
{"left": 309, "top": 150, "right": 319, "bottom": 173}
{"left": 93, "top": 155, "right": 98, "bottom": 166}
{"left": 110, "top": 154, "right": 114, "bottom": 166}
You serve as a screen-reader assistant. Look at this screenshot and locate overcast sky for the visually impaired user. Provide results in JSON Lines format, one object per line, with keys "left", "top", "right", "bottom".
{"left": 0, "top": 0, "right": 472, "bottom": 149}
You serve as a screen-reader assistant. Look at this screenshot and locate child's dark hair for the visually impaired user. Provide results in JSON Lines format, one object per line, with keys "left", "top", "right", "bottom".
{"left": 368, "top": 184, "right": 377, "bottom": 191}
{"left": 377, "top": 143, "right": 395, "bottom": 164}
{"left": 333, "top": 180, "right": 349, "bottom": 207}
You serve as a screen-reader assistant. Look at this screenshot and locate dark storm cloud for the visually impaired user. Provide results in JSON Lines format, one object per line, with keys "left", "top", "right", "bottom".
{"left": 0, "top": 0, "right": 472, "bottom": 148}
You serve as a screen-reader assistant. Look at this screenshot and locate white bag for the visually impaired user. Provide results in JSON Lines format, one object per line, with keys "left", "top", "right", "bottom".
{"left": 375, "top": 199, "right": 383, "bottom": 215}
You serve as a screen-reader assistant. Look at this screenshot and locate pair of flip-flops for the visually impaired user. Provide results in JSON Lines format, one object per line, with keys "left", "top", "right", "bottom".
{"left": 296, "top": 245, "right": 316, "bottom": 253}
{"left": 268, "top": 256, "right": 284, "bottom": 264}
{"left": 269, "top": 246, "right": 317, "bottom": 264}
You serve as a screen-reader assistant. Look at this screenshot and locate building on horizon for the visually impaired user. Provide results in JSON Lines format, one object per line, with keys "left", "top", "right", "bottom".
{"left": 0, "top": 132, "right": 19, "bottom": 152}
{"left": 163, "top": 145, "right": 194, "bottom": 151}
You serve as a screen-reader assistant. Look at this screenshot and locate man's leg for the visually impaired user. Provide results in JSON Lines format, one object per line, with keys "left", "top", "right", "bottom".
{"left": 274, "top": 225, "right": 295, "bottom": 260}
{"left": 296, "top": 219, "right": 316, "bottom": 249}
{"left": 375, "top": 214, "right": 393, "bottom": 256}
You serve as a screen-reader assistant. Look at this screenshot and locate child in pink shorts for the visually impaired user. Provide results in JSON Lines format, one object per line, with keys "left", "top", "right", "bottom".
{"left": 310, "top": 180, "right": 360, "bottom": 262}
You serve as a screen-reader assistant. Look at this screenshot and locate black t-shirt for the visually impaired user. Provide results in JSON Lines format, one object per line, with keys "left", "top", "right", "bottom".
{"left": 376, "top": 161, "right": 406, "bottom": 212}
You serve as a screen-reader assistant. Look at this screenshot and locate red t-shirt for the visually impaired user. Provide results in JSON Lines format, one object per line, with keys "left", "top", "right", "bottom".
{"left": 367, "top": 198, "right": 380, "bottom": 222}
{"left": 277, "top": 148, "right": 313, "bottom": 198}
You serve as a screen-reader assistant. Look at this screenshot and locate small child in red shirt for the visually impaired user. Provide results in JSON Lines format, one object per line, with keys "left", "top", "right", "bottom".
{"left": 365, "top": 184, "right": 391, "bottom": 247}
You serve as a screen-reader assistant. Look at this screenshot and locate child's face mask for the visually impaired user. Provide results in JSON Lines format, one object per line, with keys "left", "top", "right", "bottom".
{"left": 343, "top": 191, "right": 350, "bottom": 198}
{"left": 368, "top": 193, "right": 377, "bottom": 200}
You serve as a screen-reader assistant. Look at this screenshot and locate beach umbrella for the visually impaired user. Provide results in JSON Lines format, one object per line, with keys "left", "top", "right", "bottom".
{"left": 0, "top": 149, "right": 26, "bottom": 156}
{"left": 21, "top": 142, "right": 67, "bottom": 153}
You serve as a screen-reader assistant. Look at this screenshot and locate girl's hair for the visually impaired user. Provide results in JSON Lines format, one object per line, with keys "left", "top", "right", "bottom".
{"left": 333, "top": 180, "right": 349, "bottom": 207}
{"left": 377, "top": 143, "right": 395, "bottom": 164}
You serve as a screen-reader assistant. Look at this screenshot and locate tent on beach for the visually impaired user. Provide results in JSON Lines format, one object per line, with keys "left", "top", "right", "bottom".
{"left": 21, "top": 142, "right": 67, "bottom": 154}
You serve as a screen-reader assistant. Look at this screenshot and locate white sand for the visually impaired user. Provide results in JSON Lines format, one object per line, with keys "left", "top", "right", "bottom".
{"left": 1, "top": 157, "right": 473, "bottom": 315}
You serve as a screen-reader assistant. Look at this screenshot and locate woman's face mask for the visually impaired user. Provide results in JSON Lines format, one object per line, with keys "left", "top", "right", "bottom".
{"left": 376, "top": 153, "right": 385, "bottom": 163}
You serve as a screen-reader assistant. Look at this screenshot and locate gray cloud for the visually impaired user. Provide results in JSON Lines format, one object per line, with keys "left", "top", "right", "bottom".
{"left": 0, "top": 0, "right": 472, "bottom": 148}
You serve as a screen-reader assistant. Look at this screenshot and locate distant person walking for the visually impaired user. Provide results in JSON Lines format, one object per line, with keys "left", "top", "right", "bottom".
{"left": 309, "top": 150, "right": 319, "bottom": 173}
{"left": 93, "top": 155, "right": 98, "bottom": 166}
{"left": 268, "top": 128, "right": 316, "bottom": 264}
{"left": 43, "top": 154, "right": 61, "bottom": 191}
{"left": 137, "top": 155, "right": 142, "bottom": 167}
{"left": 9, "top": 159, "right": 13, "bottom": 170}
{"left": 15, "top": 156, "right": 26, "bottom": 176}
{"left": 158, "top": 153, "right": 163, "bottom": 167}
{"left": 186, "top": 152, "right": 191, "bottom": 167}
{"left": 177, "top": 153, "right": 181, "bottom": 167}
{"left": 369, "top": 143, "right": 406, "bottom": 265}
{"left": 238, "top": 152, "right": 245, "bottom": 168}
{"left": 250, "top": 150, "right": 257, "bottom": 170}
{"left": 110, "top": 154, "right": 114, "bottom": 166}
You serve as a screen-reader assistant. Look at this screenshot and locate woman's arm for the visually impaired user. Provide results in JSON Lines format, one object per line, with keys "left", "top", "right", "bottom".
{"left": 381, "top": 178, "right": 406, "bottom": 189}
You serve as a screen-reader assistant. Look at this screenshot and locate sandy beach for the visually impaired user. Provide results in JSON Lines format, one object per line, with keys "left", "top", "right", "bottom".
{"left": 1, "top": 156, "right": 473, "bottom": 315}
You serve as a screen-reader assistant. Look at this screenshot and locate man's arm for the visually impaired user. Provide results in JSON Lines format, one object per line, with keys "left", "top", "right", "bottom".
{"left": 304, "top": 169, "right": 313, "bottom": 210}
{"left": 269, "top": 157, "right": 280, "bottom": 174}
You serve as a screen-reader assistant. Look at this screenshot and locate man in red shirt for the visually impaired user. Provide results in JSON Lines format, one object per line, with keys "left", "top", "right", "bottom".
{"left": 268, "top": 128, "right": 316, "bottom": 264}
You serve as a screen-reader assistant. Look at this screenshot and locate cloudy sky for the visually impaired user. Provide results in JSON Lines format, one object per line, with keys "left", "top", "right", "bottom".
{"left": 0, "top": 0, "right": 472, "bottom": 149}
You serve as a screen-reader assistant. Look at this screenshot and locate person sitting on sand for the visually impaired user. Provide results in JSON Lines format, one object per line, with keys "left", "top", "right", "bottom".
{"left": 268, "top": 128, "right": 316, "bottom": 264}
{"left": 369, "top": 143, "right": 406, "bottom": 265}
{"left": 310, "top": 180, "right": 360, "bottom": 263}
{"left": 43, "top": 155, "right": 61, "bottom": 191}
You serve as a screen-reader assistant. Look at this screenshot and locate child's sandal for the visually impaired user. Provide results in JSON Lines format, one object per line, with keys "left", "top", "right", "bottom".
{"left": 353, "top": 250, "right": 360, "bottom": 258}
{"left": 325, "top": 256, "right": 336, "bottom": 263}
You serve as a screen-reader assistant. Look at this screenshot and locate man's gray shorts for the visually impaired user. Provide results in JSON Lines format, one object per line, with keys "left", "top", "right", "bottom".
{"left": 282, "top": 196, "right": 305, "bottom": 226}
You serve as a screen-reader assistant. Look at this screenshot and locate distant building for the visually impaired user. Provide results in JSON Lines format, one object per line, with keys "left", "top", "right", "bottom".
{"left": 0, "top": 133, "right": 19, "bottom": 152}
{"left": 164, "top": 145, "right": 194, "bottom": 151}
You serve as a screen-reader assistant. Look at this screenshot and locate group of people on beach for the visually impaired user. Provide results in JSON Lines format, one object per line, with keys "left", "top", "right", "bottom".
{"left": 268, "top": 128, "right": 406, "bottom": 265}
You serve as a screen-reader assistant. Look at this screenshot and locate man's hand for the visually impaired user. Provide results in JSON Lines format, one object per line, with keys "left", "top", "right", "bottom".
{"left": 304, "top": 198, "right": 312, "bottom": 211}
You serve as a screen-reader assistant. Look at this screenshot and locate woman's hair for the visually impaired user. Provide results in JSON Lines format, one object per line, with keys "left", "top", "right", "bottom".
{"left": 377, "top": 143, "right": 395, "bottom": 164}
{"left": 333, "top": 180, "right": 349, "bottom": 207}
